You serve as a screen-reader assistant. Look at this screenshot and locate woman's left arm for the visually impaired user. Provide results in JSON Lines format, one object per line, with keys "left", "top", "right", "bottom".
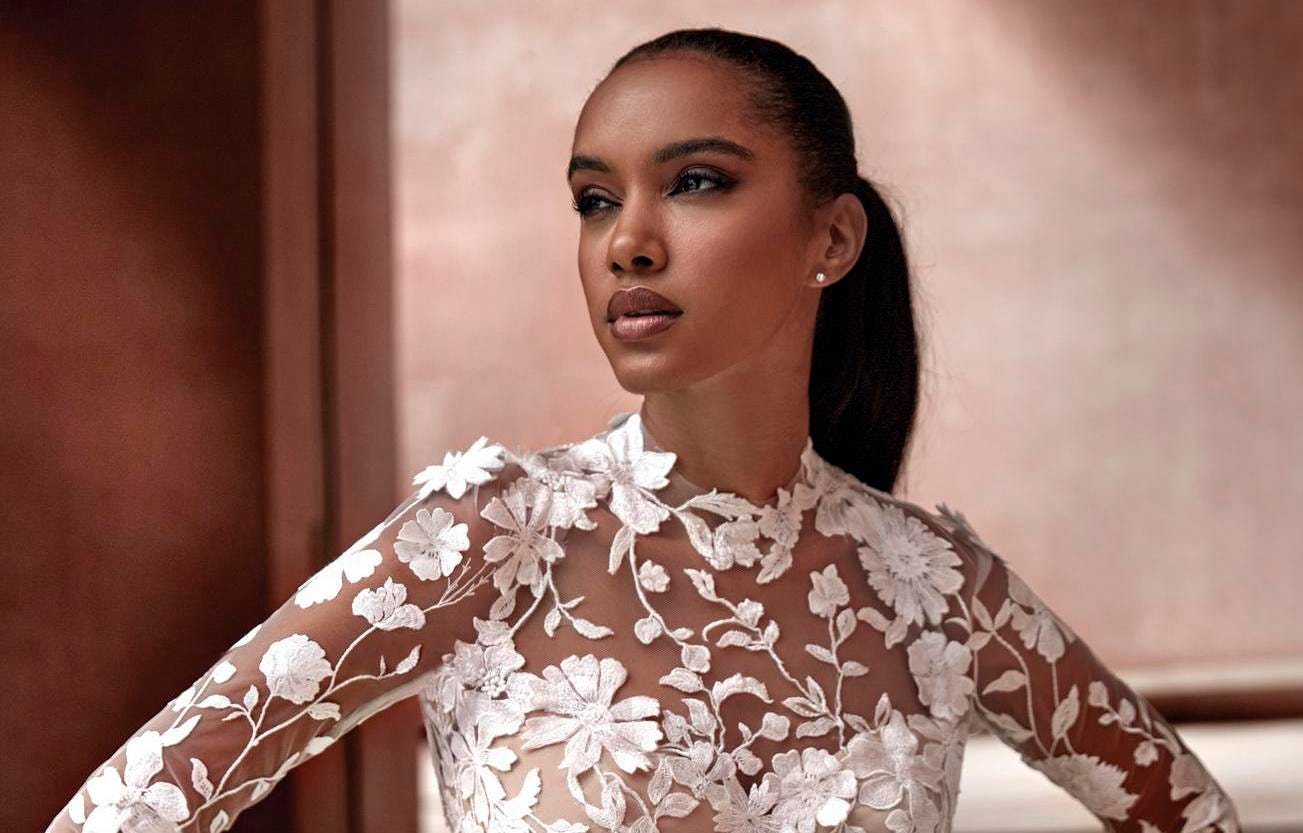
{"left": 935, "top": 504, "right": 1240, "bottom": 833}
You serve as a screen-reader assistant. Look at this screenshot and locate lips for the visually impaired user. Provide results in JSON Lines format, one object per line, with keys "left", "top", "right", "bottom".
{"left": 607, "top": 286, "right": 683, "bottom": 322}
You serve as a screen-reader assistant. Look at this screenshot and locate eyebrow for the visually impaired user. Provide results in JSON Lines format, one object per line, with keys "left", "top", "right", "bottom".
{"left": 566, "top": 135, "right": 755, "bottom": 181}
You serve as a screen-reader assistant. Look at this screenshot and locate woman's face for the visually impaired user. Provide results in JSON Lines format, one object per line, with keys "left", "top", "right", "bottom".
{"left": 568, "top": 54, "right": 831, "bottom": 394}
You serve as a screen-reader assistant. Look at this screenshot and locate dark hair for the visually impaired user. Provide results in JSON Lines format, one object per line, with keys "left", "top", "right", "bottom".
{"left": 607, "top": 28, "right": 922, "bottom": 494}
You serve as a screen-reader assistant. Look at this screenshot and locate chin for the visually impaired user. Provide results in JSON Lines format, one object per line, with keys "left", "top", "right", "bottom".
{"left": 607, "top": 348, "right": 729, "bottom": 396}
{"left": 605, "top": 350, "right": 690, "bottom": 394}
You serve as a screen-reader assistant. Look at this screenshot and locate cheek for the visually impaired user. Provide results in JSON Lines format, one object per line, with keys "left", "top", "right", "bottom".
{"left": 576, "top": 246, "right": 609, "bottom": 322}
{"left": 674, "top": 204, "right": 801, "bottom": 339}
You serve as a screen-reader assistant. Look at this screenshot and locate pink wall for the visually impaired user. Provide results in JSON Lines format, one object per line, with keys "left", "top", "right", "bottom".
{"left": 392, "top": 2, "right": 1303, "bottom": 671}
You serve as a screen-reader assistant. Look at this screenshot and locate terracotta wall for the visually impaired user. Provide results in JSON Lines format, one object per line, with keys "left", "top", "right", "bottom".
{"left": 0, "top": 4, "right": 290, "bottom": 830}
{"left": 392, "top": 2, "right": 1303, "bottom": 673}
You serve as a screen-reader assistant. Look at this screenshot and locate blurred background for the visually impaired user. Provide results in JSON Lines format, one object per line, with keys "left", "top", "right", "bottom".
{"left": 3, "top": 1, "right": 1301, "bottom": 831}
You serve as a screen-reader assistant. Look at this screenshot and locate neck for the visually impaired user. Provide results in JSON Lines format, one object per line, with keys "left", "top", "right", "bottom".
{"left": 637, "top": 386, "right": 809, "bottom": 507}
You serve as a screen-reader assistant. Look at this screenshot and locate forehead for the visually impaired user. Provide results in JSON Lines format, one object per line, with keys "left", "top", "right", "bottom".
{"left": 572, "top": 54, "right": 776, "bottom": 162}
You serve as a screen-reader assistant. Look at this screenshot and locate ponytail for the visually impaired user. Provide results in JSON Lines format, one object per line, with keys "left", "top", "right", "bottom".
{"left": 809, "top": 176, "right": 920, "bottom": 493}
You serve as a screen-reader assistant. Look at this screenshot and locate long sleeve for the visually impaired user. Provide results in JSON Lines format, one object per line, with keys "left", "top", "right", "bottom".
{"left": 44, "top": 436, "right": 519, "bottom": 833}
{"left": 934, "top": 504, "right": 1241, "bottom": 833}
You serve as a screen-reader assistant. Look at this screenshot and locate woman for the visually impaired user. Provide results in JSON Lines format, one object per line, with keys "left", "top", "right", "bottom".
{"left": 45, "top": 27, "right": 1239, "bottom": 833}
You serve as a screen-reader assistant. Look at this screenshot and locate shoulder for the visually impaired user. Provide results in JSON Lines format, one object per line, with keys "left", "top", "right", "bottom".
{"left": 402, "top": 435, "right": 528, "bottom": 541}
{"left": 409, "top": 435, "right": 521, "bottom": 501}
{"left": 409, "top": 432, "right": 595, "bottom": 499}
{"left": 803, "top": 457, "right": 1002, "bottom": 646}
{"left": 805, "top": 449, "right": 978, "bottom": 550}
{"left": 814, "top": 455, "right": 1002, "bottom": 594}
{"left": 404, "top": 433, "right": 597, "bottom": 540}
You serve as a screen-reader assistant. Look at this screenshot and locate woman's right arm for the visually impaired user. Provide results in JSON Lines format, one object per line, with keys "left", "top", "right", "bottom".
{"left": 45, "top": 436, "right": 519, "bottom": 833}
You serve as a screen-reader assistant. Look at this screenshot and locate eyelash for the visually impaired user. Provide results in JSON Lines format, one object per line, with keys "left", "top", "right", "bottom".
{"left": 571, "top": 168, "right": 735, "bottom": 217}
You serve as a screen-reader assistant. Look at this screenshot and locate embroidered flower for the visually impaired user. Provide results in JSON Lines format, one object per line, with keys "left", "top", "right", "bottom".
{"left": 885, "top": 785, "right": 942, "bottom": 833}
{"left": 807, "top": 563, "right": 850, "bottom": 618}
{"left": 811, "top": 460, "right": 866, "bottom": 540}
{"left": 515, "top": 447, "right": 602, "bottom": 532}
{"left": 83, "top": 731, "right": 189, "bottom": 833}
{"left": 770, "top": 747, "right": 858, "bottom": 832}
{"left": 1006, "top": 569, "right": 1076, "bottom": 663}
{"left": 736, "top": 598, "right": 765, "bottom": 628}
{"left": 666, "top": 739, "right": 728, "bottom": 797}
{"left": 520, "top": 654, "right": 662, "bottom": 775}
{"left": 412, "top": 435, "right": 506, "bottom": 500}
{"left": 452, "top": 636, "right": 527, "bottom": 697}
{"left": 638, "top": 560, "right": 670, "bottom": 592}
{"left": 481, "top": 479, "right": 565, "bottom": 595}
{"left": 394, "top": 506, "right": 470, "bottom": 581}
{"left": 1026, "top": 753, "right": 1139, "bottom": 820}
{"left": 430, "top": 622, "right": 531, "bottom": 713}
{"left": 351, "top": 577, "right": 425, "bottom": 630}
{"left": 259, "top": 634, "right": 333, "bottom": 704}
{"left": 857, "top": 503, "right": 964, "bottom": 627}
{"left": 569, "top": 412, "right": 674, "bottom": 535}
{"left": 446, "top": 691, "right": 527, "bottom": 824}
{"left": 705, "top": 773, "right": 780, "bottom": 833}
{"left": 907, "top": 712, "right": 965, "bottom": 797}
{"left": 843, "top": 710, "right": 940, "bottom": 810}
{"left": 906, "top": 631, "right": 974, "bottom": 721}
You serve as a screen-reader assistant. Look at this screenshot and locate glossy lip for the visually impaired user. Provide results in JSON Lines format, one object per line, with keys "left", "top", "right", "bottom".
{"left": 606, "top": 286, "right": 683, "bottom": 322}
{"left": 609, "top": 310, "right": 681, "bottom": 341}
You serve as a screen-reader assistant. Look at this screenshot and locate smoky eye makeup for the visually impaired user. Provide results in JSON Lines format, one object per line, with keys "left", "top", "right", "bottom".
{"left": 571, "top": 167, "right": 737, "bottom": 217}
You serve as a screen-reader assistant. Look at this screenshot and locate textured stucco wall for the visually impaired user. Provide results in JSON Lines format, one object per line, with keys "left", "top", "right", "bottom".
{"left": 392, "top": 1, "right": 1303, "bottom": 670}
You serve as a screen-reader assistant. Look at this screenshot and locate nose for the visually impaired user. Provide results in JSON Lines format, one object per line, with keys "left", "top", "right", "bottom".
{"left": 607, "top": 191, "right": 666, "bottom": 275}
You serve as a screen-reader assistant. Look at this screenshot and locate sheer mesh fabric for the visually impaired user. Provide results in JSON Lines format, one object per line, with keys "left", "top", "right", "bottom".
{"left": 45, "top": 410, "right": 1239, "bottom": 833}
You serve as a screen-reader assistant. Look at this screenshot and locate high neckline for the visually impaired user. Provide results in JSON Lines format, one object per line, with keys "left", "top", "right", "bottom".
{"left": 605, "top": 409, "right": 814, "bottom": 514}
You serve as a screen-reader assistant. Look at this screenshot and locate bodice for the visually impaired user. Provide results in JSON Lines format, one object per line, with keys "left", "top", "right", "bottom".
{"left": 44, "top": 410, "right": 1240, "bottom": 833}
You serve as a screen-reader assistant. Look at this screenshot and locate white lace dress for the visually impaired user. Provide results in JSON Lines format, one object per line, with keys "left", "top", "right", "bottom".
{"left": 45, "top": 410, "right": 1240, "bottom": 833}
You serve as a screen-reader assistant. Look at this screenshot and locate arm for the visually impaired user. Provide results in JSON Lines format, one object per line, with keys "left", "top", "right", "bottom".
{"left": 934, "top": 504, "right": 1240, "bottom": 833}
{"left": 45, "top": 436, "right": 519, "bottom": 833}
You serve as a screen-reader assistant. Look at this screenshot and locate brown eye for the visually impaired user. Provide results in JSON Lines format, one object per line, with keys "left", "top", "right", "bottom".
{"left": 572, "top": 190, "right": 615, "bottom": 217}
{"left": 674, "top": 168, "right": 732, "bottom": 194}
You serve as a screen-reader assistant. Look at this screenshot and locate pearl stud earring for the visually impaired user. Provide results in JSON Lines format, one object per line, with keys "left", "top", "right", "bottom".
{"left": 815, "top": 271, "right": 826, "bottom": 284}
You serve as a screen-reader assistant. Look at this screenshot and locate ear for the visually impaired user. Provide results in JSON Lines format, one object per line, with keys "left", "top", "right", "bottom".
{"left": 809, "top": 191, "right": 868, "bottom": 288}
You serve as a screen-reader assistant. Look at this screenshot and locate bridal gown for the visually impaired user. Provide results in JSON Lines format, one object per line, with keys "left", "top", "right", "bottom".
{"left": 45, "top": 409, "right": 1240, "bottom": 833}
